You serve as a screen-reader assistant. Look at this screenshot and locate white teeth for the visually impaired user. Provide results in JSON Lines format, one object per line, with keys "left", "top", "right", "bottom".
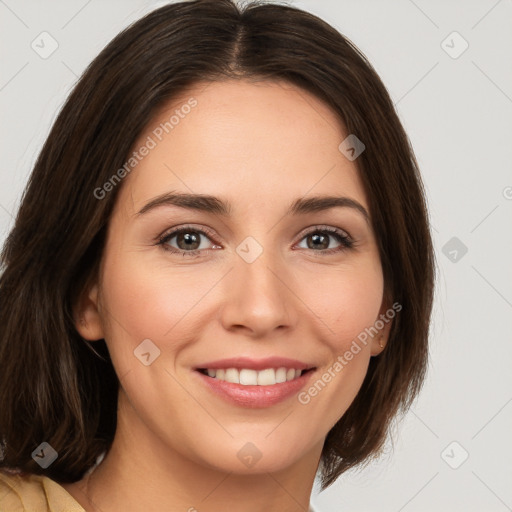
{"left": 224, "top": 368, "right": 239, "bottom": 384}
{"left": 275, "top": 367, "right": 287, "bottom": 383}
{"left": 202, "top": 367, "right": 306, "bottom": 386}
{"left": 239, "top": 369, "right": 258, "bottom": 385}
{"left": 257, "top": 368, "right": 276, "bottom": 386}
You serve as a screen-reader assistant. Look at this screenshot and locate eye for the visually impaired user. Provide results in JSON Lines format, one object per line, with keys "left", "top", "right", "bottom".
{"left": 157, "top": 225, "right": 220, "bottom": 258}
{"left": 295, "top": 226, "right": 354, "bottom": 255}
{"left": 156, "top": 224, "right": 355, "bottom": 258}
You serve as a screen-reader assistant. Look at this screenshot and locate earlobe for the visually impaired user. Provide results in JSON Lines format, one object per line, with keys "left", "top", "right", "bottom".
{"left": 371, "top": 333, "right": 386, "bottom": 356}
{"left": 74, "top": 283, "right": 104, "bottom": 341}
{"left": 370, "top": 297, "right": 393, "bottom": 356}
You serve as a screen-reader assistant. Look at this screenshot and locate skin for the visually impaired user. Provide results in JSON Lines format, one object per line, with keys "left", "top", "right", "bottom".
{"left": 63, "top": 78, "right": 391, "bottom": 512}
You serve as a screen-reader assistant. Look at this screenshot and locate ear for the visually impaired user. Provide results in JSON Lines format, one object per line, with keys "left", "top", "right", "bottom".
{"left": 74, "top": 282, "right": 105, "bottom": 341}
{"left": 370, "top": 295, "right": 394, "bottom": 357}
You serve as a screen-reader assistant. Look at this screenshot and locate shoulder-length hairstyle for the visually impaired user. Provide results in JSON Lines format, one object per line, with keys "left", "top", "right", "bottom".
{"left": 0, "top": 0, "right": 435, "bottom": 490}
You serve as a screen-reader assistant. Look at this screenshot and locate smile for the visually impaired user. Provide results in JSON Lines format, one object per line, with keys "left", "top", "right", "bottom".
{"left": 197, "top": 367, "right": 310, "bottom": 386}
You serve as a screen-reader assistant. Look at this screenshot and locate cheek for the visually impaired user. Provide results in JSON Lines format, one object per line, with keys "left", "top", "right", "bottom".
{"left": 98, "top": 246, "right": 223, "bottom": 372}
{"left": 299, "top": 261, "right": 384, "bottom": 348}
{"left": 290, "top": 264, "right": 385, "bottom": 440}
{"left": 97, "top": 252, "right": 180, "bottom": 366}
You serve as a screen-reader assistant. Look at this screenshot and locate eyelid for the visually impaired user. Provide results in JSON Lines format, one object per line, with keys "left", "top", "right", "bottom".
{"left": 157, "top": 223, "right": 218, "bottom": 243}
{"left": 297, "top": 224, "right": 352, "bottom": 240}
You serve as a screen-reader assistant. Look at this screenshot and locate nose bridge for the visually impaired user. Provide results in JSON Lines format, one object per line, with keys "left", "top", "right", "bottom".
{"left": 220, "top": 235, "right": 295, "bottom": 335}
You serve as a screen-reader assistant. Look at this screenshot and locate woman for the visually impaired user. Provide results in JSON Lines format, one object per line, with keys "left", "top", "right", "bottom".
{"left": 0, "top": 0, "right": 435, "bottom": 510}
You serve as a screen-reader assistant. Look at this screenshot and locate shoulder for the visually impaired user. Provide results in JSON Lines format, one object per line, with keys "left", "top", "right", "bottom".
{"left": 0, "top": 470, "right": 85, "bottom": 512}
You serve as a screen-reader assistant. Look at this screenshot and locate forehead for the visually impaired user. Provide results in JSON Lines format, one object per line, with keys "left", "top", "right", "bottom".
{"left": 119, "top": 78, "right": 369, "bottom": 216}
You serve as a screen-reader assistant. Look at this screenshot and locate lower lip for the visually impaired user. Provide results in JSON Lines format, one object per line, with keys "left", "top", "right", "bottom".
{"left": 194, "top": 370, "right": 315, "bottom": 408}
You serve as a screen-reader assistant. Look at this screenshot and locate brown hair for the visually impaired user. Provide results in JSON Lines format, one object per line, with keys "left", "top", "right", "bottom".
{"left": 0, "top": 0, "right": 435, "bottom": 490}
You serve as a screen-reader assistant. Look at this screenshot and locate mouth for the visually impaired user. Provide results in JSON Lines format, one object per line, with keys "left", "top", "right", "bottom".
{"left": 196, "top": 367, "right": 315, "bottom": 386}
{"left": 193, "top": 357, "right": 317, "bottom": 408}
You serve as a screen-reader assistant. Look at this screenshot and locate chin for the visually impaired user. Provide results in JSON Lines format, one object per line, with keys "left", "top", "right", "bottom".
{"left": 190, "top": 435, "right": 314, "bottom": 475}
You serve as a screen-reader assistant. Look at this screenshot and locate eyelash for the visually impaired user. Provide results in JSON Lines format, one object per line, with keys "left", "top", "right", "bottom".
{"left": 156, "top": 224, "right": 355, "bottom": 258}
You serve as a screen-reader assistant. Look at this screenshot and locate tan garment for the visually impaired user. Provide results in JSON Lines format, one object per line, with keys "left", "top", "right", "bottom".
{"left": 0, "top": 471, "right": 320, "bottom": 511}
{"left": 0, "top": 472, "right": 84, "bottom": 512}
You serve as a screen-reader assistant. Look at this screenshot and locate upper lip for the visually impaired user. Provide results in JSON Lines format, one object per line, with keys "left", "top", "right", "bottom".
{"left": 195, "top": 357, "right": 316, "bottom": 371}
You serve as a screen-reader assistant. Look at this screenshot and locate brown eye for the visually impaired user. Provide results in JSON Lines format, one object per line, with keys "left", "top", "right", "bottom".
{"left": 297, "top": 227, "right": 354, "bottom": 255}
{"left": 158, "top": 225, "right": 219, "bottom": 257}
{"left": 306, "top": 232, "right": 330, "bottom": 250}
{"left": 173, "top": 230, "right": 202, "bottom": 251}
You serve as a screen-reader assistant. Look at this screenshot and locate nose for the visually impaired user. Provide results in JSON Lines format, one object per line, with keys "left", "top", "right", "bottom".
{"left": 219, "top": 248, "right": 298, "bottom": 338}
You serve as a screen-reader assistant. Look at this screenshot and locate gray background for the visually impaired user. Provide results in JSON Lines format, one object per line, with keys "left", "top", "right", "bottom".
{"left": 1, "top": 1, "right": 511, "bottom": 511}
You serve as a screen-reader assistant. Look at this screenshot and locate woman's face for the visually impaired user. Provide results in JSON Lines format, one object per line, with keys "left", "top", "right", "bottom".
{"left": 78, "top": 78, "right": 389, "bottom": 475}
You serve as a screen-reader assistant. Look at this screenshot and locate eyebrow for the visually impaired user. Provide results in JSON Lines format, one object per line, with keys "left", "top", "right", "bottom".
{"left": 136, "top": 192, "right": 370, "bottom": 223}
